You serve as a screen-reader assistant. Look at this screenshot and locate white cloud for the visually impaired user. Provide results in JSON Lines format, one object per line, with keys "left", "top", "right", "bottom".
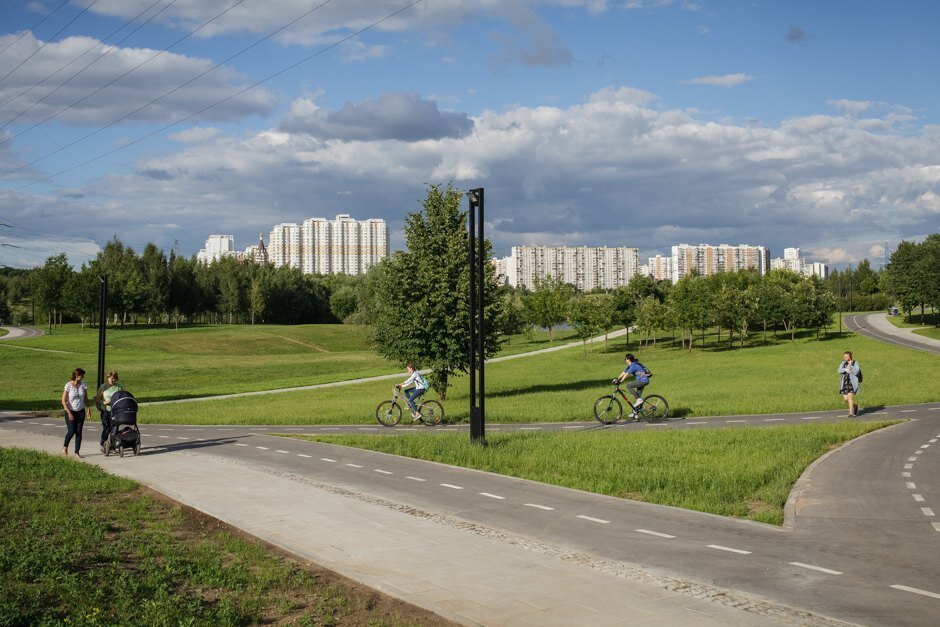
{"left": 683, "top": 73, "right": 754, "bottom": 87}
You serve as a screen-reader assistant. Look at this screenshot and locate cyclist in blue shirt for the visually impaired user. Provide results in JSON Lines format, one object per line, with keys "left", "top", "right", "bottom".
{"left": 612, "top": 353, "right": 650, "bottom": 416}
{"left": 397, "top": 363, "right": 429, "bottom": 421}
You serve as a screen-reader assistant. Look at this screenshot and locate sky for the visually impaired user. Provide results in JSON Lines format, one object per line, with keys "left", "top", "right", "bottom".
{"left": 1, "top": 0, "right": 939, "bottom": 271}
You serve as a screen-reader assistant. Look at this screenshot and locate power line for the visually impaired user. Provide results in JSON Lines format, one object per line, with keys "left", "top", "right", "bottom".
{"left": 0, "top": 0, "right": 172, "bottom": 123}
{"left": 0, "top": 0, "right": 71, "bottom": 59}
{"left": 0, "top": 0, "right": 103, "bottom": 86}
{"left": 0, "top": 0, "right": 249, "bottom": 149}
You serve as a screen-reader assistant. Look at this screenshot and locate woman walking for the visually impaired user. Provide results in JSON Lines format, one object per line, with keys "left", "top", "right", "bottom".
{"left": 61, "top": 368, "right": 91, "bottom": 457}
{"left": 838, "top": 351, "right": 861, "bottom": 417}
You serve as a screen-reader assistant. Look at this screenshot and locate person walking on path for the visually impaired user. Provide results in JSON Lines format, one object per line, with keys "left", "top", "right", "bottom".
{"left": 94, "top": 370, "right": 123, "bottom": 453}
{"left": 61, "top": 368, "right": 91, "bottom": 457}
{"left": 838, "top": 351, "right": 861, "bottom": 417}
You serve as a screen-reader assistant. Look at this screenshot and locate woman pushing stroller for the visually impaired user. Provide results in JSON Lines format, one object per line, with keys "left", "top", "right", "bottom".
{"left": 95, "top": 370, "right": 123, "bottom": 454}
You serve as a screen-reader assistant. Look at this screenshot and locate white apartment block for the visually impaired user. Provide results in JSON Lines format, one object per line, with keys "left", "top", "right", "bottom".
{"left": 770, "top": 247, "right": 829, "bottom": 279}
{"left": 269, "top": 214, "right": 388, "bottom": 275}
{"left": 504, "top": 245, "right": 639, "bottom": 291}
{"left": 196, "top": 234, "right": 236, "bottom": 264}
{"left": 647, "top": 254, "right": 673, "bottom": 282}
{"left": 671, "top": 243, "right": 769, "bottom": 283}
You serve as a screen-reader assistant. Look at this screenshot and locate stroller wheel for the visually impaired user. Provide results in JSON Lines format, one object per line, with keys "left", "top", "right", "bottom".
{"left": 119, "top": 445, "right": 124, "bottom": 458}
{"left": 103, "top": 441, "right": 111, "bottom": 457}
{"left": 133, "top": 443, "right": 140, "bottom": 456}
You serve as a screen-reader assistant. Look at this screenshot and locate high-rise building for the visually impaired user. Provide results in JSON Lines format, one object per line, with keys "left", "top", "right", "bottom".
{"left": 269, "top": 214, "right": 387, "bottom": 275}
{"left": 770, "top": 247, "right": 829, "bottom": 278}
{"left": 243, "top": 233, "right": 269, "bottom": 265}
{"left": 504, "top": 245, "right": 639, "bottom": 291}
{"left": 647, "top": 254, "right": 673, "bottom": 282}
{"left": 671, "top": 243, "right": 769, "bottom": 282}
{"left": 196, "top": 234, "right": 235, "bottom": 264}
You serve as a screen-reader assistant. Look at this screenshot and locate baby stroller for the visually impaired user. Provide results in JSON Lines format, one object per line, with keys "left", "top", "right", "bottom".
{"left": 104, "top": 390, "right": 141, "bottom": 457}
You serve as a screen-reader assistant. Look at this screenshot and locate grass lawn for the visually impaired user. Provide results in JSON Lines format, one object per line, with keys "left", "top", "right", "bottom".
{"left": 289, "top": 420, "right": 894, "bottom": 526}
{"left": 0, "top": 447, "right": 453, "bottom": 626}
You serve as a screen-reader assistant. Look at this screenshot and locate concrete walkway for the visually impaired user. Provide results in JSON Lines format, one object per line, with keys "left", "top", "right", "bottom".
{"left": 1, "top": 427, "right": 815, "bottom": 626}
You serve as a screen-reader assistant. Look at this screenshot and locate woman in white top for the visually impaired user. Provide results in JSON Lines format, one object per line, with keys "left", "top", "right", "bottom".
{"left": 61, "top": 368, "right": 91, "bottom": 457}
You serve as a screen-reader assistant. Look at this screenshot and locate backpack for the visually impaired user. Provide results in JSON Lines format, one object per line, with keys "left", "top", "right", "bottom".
{"left": 856, "top": 366, "right": 862, "bottom": 383}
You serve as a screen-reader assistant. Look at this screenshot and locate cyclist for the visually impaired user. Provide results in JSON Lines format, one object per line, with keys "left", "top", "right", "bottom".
{"left": 612, "top": 353, "right": 651, "bottom": 418}
{"left": 397, "top": 363, "right": 429, "bottom": 421}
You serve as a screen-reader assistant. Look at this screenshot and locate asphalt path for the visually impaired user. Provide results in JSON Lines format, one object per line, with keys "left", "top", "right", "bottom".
{"left": 0, "top": 325, "right": 43, "bottom": 340}
{"left": 845, "top": 313, "right": 940, "bottom": 354}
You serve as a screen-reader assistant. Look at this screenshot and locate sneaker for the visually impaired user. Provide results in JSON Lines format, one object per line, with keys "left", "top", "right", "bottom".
{"left": 100, "top": 445, "right": 105, "bottom": 454}
{"left": 633, "top": 398, "right": 644, "bottom": 408}
{"left": 628, "top": 411, "right": 638, "bottom": 420}
{"left": 411, "top": 412, "right": 422, "bottom": 422}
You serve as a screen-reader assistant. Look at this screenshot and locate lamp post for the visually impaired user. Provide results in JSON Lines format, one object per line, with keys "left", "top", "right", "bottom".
{"left": 468, "top": 188, "right": 485, "bottom": 444}
{"left": 97, "top": 275, "right": 108, "bottom": 391}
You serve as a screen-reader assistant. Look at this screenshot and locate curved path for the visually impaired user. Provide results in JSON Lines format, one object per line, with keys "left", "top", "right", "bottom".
{"left": 845, "top": 313, "right": 940, "bottom": 354}
{"left": 0, "top": 325, "right": 43, "bottom": 340}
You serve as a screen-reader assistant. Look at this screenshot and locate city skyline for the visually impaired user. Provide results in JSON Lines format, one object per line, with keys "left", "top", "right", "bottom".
{"left": 1, "top": 2, "right": 938, "bottom": 270}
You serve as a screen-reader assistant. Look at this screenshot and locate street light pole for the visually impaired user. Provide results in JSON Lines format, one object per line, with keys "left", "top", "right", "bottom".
{"left": 97, "top": 275, "right": 108, "bottom": 391}
{"left": 468, "top": 188, "right": 485, "bottom": 444}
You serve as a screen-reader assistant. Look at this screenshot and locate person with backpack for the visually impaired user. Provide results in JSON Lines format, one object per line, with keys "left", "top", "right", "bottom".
{"left": 397, "top": 363, "right": 429, "bottom": 421}
{"left": 838, "top": 350, "right": 862, "bottom": 417}
{"left": 613, "top": 353, "right": 651, "bottom": 418}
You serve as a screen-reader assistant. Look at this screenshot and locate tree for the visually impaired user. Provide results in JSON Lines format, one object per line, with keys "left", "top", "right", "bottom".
{"left": 633, "top": 295, "right": 668, "bottom": 348}
{"left": 667, "top": 273, "right": 712, "bottom": 350}
{"left": 495, "top": 289, "right": 530, "bottom": 342}
{"left": 567, "top": 293, "right": 612, "bottom": 353}
{"left": 372, "top": 183, "right": 503, "bottom": 399}
{"left": 62, "top": 265, "right": 99, "bottom": 328}
{"left": 249, "top": 276, "right": 266, "bottom": 325}
{"left": 525, "top": 274, "right": 574, "bottom": 341}
{"left": 31, "top": 253, "right": 71, "bottom": 333}
{"left": 140, "top": 243, "right": 169, "bottom": 324}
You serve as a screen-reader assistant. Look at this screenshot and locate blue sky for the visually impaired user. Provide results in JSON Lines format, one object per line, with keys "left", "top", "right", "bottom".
{"left": 1, "top": 0, "right": 938, "bottom": 270}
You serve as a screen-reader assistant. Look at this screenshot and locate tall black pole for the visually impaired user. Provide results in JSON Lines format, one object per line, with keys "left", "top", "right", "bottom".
{"left": 97, "top": 275, "right": 108, "bottom": 391}
{"left": 468, "top": 188, "right": 485, "bottom": 443}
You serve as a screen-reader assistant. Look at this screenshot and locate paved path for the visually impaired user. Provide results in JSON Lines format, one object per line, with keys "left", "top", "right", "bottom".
{"left": 845, "top": 313, "right": 940, "bottom": 354}
{"left": 0, "top": 325, "right": 43, "bottom": 340}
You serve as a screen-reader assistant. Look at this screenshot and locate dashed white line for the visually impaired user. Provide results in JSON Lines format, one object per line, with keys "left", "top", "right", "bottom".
{"left": 764, "top": 418, "right": 786, "bottom": 422}
{"left": 905, "top": 464, "right": 914, "bottom": 469}
{"left": 726, "top": 420, "right": 747, "bottom": 423}
{"left": 235, "top": 443, "right": 248, "bottom": 447}
{"left": 801, "top": 416, "right": 822, "bottom": 420}
{"left": 913, "top": 494, "right": 925, "bottom": 502}
{"left": 908, "top": 457, "right": 918, "bottom": 462}
{"left": 480, "top": 492, "right": 506, "bottom": 500}
{"left": 346, "top": 463, "right": 363, "bottom": 468}
{"left": 275, "top": 450, "right": 290, "bottom": 454}
{"left": 907, "top": 482, "right": 917, "bottom": 489}
{"left": 930, "top": 439, "right": 938, "bottom": 443}
{"left": 405, "top": 476, "right": 426, "bottom": 482}
{"left": 374, "top": 469, "right": 393, "bottom": 475}
{"left": 637, "top": 529, "right": 675, "bottom": 539}
{"left": 687, "top": 421, "right": 708, "bottom": 425}
{"left": 902, "top": 472, "right": 911, "bottom": 478}
{"left": 321, "top": 458, "right": 336, "bottom": 463}
{"left": 525, "top": 503, "right": 554, "bottom": 511}
{"left": 915, "top": 450, "right": 924, "bottom": 455}
{"left": 920, "top": 444, "right": 931, "bottom": 449}
{"left": 900, "top": 410, "right": 916, "bottom": 413}
{"left": 255, "top": 446, "right": 269, "bottom": 450}
{"left": 297, "top": 454, "right": 311, "bottom": 458}
{"left": 933, "top": 523, "right": 940, "bottom": 532}
{"left": 577, "top": 515, "right": 610, "bottom": 524}
{"left": 790, "top": 562, "right": 842, "bottom": 575}
{"left": 157, "top": 435, "right": 169, "bottom": 439}
{"left": 520, "top": 427, "right": 542, "bottom": 430}
{"left": 890, "top": 585, "right": 940, "bottom": 600}
{"left": 921, "top": 508, "right": 935, "bottom": 517}
{"left": 562, "top": 426, "right": 582, "bottom": 430}
{"left": 708, "top": 545, "right": 751, "bottom": 555}
{"left": 440, "top": 483, "right": 463, "bottom": 490}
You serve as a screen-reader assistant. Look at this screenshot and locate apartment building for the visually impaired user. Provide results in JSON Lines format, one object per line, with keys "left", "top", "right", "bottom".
{"left": 503, "top": 245, "right": 639, "bottom": 291}
{"left": 268, "top": 214, "right": 388, "bottom": 275}
{"left": 647, "top": 254, "right": 673, "bottom": 282}
{"left": 770, "top": 247, "right": 829, "bottom": 278}
{"left": 196, "top": 234, "right": 236, "bottom": 264}
{"left": 671, "top": 243, "right": 769, "bottom": 282}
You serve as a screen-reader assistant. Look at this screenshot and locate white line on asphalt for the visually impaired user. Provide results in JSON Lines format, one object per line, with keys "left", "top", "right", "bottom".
{"left": 525, "top": 503, "right": 554, "bottom": 511}
{"left": 188, "top": 428, "right": 204, "bottom": 431}
{"left": 157, "top": 435, "right": 169, "bottom": 438}
{"left": 707, "top": 545, "right": 752, "bottom": 555}
{"left": 921, "top": 508, "right": 935, "bottom": 517}
{"left": 275, "top": 450, "right": 290, "bottom": 454}
{"left": 321, "top": 458, "right": 336, "bottom": 462}
{"left": 562, "top": 426, "right": 582, "bottom": 429}
{"left": 931, "top": 439, "right": 938, "bottom": 443}
{"left": 255, "top": 446, "right": 269, "bottom": 450}
{"left": 405, "top": 476, "right": 426, "bottom": 482}
{"left": 219, "top": 428, "right": 235, "bottom": 431}
{"left": 905, "top": 464, "right": 914, "bottom": 469}
{"left": 890, "top": 585, "right": 940, "bottom": 600}
{"left": 903, "top": 472, "right": 911, "bottom": 478}
{"left": 790, "top": 562, "right": 843, "bottom": 575}
{"left": 284, "top": 428, "right": 301, "bottom": 431}
{"left": 921, "top": 444, "right": 931, "bottom": 449}
{"left": 907, "top": 482, "right": 917, "bottom": 489}
{"left": 931, "top": 407, "right": 940, "bottom": 411}
{"left": 440, "top": 483, "right": 463, "bottom": 490}
{"left": 235, "top": 443, "right": 248, "bottom": 447}
{"left": 915, "top": 450, "right": 924, "bottom": 455}
{"left": 480, "top": 492, "right": 506, "bottom": 500}
{"left": 801, "top": 416, "right": 822, "bottom": 420}
{"left": 177, "top": 436, "right": 189, "bottom": 440}
{"left": 374, "top": 469, "right": 393, "bottom": 475}
{"left": 933, "top": 523, "right": 940, "bottom": 532}
{"left": 726, "top": 420, "right": 747, "bottom": 423}
{"left": 357, "top": 427, "right": 378, "bottom": 431}
{"left": 577, "top": 515, "right": 610, "bottom": 524}
{"left": 297, "top": 454, "right": 311, "bottom": 458}
{"left": 913, "top": 494, "right": 925, "bottom": 502}
{"left": 346, "top": 463, "right": 363, "bottom": 468}
{"left": 159, "top": 428, "right": 173, "bottom": 431}
{"left": 764, "top": 418, "right": 786, "bottom": 422}
{"left": 41, "top": 422, "right": 55, "bottom": 426}
{"left": 439, "top": 428, "right": 458, "bottom": 431}
{"left": 908, "top": 457, "right": 919, "bottom": 462}
{"left": 637, "top": 529, "right": 675, "bottom": 539}
{"left": 687, "top": 421, "right": 708, "bottom": 425}
{"left": 520, "top": 427, "right": 542, "bottom": 430}
{"left": 901, "top": 410, "right": 916, "bottom": 413}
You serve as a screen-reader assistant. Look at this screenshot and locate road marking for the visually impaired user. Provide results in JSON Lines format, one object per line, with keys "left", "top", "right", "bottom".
{"left": 637, "top": 529, "right": 675, "bottom": 539}
{"left": 356, "top": 427, "right": 378, "bottom": 431}
{"left": 562, "top": 426, "right": 582, "bottom": 429}
{"left": 921, "top": 444, "right": 931, "bottom": 449}
{"left": 275, "top": 449, "right": 290, "bottom": 454}
{"left": 480, "top": 492, "right": 506, "bottom": 500}
{"left": 297, "top": 454, "right": 311, "bottom": 458}
{"left": 687, "top": 421, "right": 708, "bottom": 425}
{"left": 374, "top": 469, "right": 393, "bottom": 475}
{"left": 902, "top": 472, "right": 911, "bottom": 478}
{"left": 520, "top": 427, "right": 542, "bottom": 430}
{"left": 440, "top": 483, "right": 463, "bottom": 490}
{"left": 933, "top": 523, "right": 940, "bottom": 532}
{"left": 177, "top": 436, "right": 190, "bottom": 440}
{"left": 913, "top": 494, "right": 925, "bottom": 502}
{"left": 525, "top": 503, "right": 554, "bottom": 511}
{"left": 907, "top": 482, "right": 917, "bottom": 489}
{"left": 708, "top": 545, "right": 751, "bottom": 555}
{"left": 801, "top": 416, "right": 822, "bottom": 420}
{"left": 726, "top": 420, "right": 747, "bottom": 423}
{"left": 790, "top": 562, "right": 842, "bottom": 575}
{"left": 255, "top": 446, "right": 268, "bottom": 450}
{"left": 890, "top": 585, "right": 940, "bottom": 600}
{"left": 321, "top": 458, "right": 336, "bottom": 462}
{"left": 235, "top": 443, "right": 248, "bottom": 446}
{"left": 764, "top": 418, "right": 786, "bottom": 422}
{"left": 284, "top": 428, "right": 301, "bottom": 431}
{"left": 346, "top": 463, "right": 363, "bottom": 468}
{"left": 930, "top": 439, "right": 938, "bottom": 443}
{"left": 908, "top": 457, "right": 918, "bottom": 462}
{"left": 157, "top": 435, "right": 169, "bottom": 438}
{"left": 900, "top": 410, "right": 916, "bottom": 413}
{"left": 921, "top": 508, "right": 935, "bottom": 517}
{"left": 577, "top": 515, "right": 610, "bottom": 524}
{"left": 915, "top": 450, "right": 923, "bottom": 455}
{"left": 405, "top": 476, "right": 426, "bottom": 482}
{"left": 905, "top": 463, "right": 914, "bottom": 469}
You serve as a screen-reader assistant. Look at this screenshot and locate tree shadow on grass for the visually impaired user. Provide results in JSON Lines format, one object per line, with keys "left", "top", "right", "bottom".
{"left": 486, "top": 378, "right": 610, "bottom": 398}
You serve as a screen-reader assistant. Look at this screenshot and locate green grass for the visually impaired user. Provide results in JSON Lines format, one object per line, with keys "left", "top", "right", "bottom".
{"left": 139, "top": 327, "right": 940, "bottom": 424}
{"left": 886, "top": 309, "right": 938, "bottom": 328}
{"left": 0, "top": 447, "right": 438, "bottom": 626}
{"left": 291, "top": 421, "right": 893, "bottom": 525}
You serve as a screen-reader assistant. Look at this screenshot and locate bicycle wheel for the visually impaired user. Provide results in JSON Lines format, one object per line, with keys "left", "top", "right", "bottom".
{"left": 593, "top": 395, "right": 622, "bottom": 424}
{"left": 418, "top": 400, "right": 444, "bottom": 426}
{"left": 640, "top": 394, "right": 669, "bottom": 422}
{"left": 375, "top": 401, "right": 402, "bottom": 427}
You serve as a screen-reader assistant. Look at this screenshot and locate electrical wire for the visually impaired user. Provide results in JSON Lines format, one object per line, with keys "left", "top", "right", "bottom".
{"left": 0, "top": 0, "right": 172, "bottom": 122}
{"left": 0, "top": 0, "right": 103, "bottom": 86}
{"left": 0, "top": 0, "right": 71, "bottom": 59}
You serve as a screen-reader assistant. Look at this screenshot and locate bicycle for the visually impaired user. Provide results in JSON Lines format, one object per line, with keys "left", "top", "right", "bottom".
{"left": 375, "top": 387, "right": 444, "bottom": 427}
{"left": 593, "top": 381, "right": 669, "bottom": 424}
